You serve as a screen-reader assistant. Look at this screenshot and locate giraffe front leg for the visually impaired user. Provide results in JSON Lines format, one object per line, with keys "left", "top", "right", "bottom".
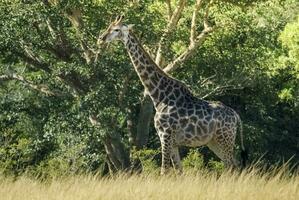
{"left": 160, "top": 134, "right": 173, "bottom": 175}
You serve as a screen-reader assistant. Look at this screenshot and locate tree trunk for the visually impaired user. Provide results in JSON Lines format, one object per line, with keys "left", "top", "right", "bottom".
{"left": 136, "top": 95, "right": 154, "bottom": 149}
{"left": 103, "top": 132, "right": 130, "bottom": 172}
{"left": 89, "top": 115, "right": 130, "bottom": 173}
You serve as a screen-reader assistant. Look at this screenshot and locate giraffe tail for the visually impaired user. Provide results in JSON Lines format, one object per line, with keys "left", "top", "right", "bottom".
{"left": 237, "top": 113, "right": 248, "bottom": 168}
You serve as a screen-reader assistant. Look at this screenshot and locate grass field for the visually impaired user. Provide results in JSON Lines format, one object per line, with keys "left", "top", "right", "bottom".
{"left": 0, "top": 168, "right": 298, "bottom": 200}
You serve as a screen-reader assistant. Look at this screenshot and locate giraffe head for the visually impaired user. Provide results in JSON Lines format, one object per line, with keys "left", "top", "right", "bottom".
{"left": 98, "top": 16, "right": 134, "bottom": 44}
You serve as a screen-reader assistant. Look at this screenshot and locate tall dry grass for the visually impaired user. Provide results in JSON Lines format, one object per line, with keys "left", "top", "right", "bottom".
{"left": 0, "top": 168, "right": 298, "bottom": 200}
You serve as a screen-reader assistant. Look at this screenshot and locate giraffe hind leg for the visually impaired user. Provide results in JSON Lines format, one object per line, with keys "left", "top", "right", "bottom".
{"left": 207, "top": 134, "right": 238, "bottom": 169}
{"left": 171, "top": 146, "right": 182, "bottom": 174}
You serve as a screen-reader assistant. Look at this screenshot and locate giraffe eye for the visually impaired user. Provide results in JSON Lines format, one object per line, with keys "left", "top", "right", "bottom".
{"left": 114, "top": 29, "right": 120, "bottom": 32}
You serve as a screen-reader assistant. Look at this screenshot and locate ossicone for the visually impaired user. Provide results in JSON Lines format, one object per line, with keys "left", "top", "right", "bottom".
{"left": 114, "top": 15, "right": 124, "bottom": 23}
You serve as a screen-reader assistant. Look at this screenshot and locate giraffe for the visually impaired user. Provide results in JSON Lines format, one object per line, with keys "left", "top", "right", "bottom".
{"left": 98, "top": 16, "right": 248, "bottom": 175}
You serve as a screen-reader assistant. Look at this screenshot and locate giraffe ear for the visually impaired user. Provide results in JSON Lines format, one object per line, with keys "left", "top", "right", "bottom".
{"left": 127, "top": 24, "right": 135, "bottom": 30}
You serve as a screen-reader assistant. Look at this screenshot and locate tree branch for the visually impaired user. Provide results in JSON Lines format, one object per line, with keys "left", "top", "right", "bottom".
{"left": 190, "top": 0, "right": 203, "bottom": 45}
{"left": 16, "top": 51, "right": 52, "bottom": 73}
{"left": 56, "top": 72, "right": 87, "bottom": 96}
{"left": 0, "top": 73, "right": 60, "bottom": 96}
{"left": 163, "top": 0, "right": 215, "bottom": 73}
{"left": 18, "top": 42, "right": 85, "bottom": 96}
{"left": 199, "top": 74, "right": 216, "bottom": 86}
{"left": 45, "top": 17, "right": 73, "bottom": 61}
{"left": 166, "top": 0, "right": 173, "bottom": 20}
{"left": 155, "top": 0, "right": 187, "bottom": 65}
{"left": 200, "top": 84, "right": 243, "bottom": 99}
{"left": 67, "top": 8, "right": 98, "bottom": 64}
{"left": 18, "top": 42, "right": 52, "bottom": 73}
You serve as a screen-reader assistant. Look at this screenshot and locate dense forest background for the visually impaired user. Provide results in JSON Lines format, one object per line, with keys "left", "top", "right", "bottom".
{"left": 0, "top": 0, "right": 298, "bottom": 178}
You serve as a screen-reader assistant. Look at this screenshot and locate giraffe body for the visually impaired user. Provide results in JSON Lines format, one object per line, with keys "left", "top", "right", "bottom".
{"left": 99, "top": 16, "right": 247, "bottom": 174}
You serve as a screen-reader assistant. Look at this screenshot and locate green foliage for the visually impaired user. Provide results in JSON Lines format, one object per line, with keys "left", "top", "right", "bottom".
{"left": 182, "top": 150, "right": 205, "bottom": 170}
{"left": 131, "top": 148, "right": 160, "bottom": 174}
{"left": 207, "top": 159, "right": 225, "bottom": 173}
{"left": 280, "top": 16, "right": 299, "bottom": 71}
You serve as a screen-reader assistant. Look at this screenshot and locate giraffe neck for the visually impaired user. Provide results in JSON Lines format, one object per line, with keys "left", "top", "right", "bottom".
{"left": 123, "top": 32, "right": 193, "bottom": 107}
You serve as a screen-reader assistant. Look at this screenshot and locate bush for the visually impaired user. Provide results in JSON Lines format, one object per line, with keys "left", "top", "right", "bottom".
{"left": 131, "top": 148, "right": 160, "bottom": 174}
{"left": 182, "top": 149, "right": 204, "bottom": 170}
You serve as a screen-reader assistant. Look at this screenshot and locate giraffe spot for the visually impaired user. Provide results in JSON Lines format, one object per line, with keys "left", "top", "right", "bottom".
{"left": 149, "top": 81, "right": 156, "bottom": 89}
{"left": 158, "top": 85, "right": 164, "bottom": 92}
{"left": 170, "top": 112, "right": 179, "bottom": 119}
{"left": 187, "top": 103, "right": 193, "bottom": 109}
{"left": 174, "top": 89, "right": 181, "bottom": 98}
{"left": 176, "top": 97, "right": 184, "bottom": 107}
{"left": 168, "top": 117, "right": 175, "bottom": 126}
{"left": 185, "top": 95, "right": 192, "bottom": 103}
{"left": 154, "top": 72, "right": 161, "bottom": 79}
{"left": 158, "top": 126, "right": 164, "bottom": 132}
{"left": 217, "top": 122, "right": 221, "bottom": 128}
{"left": 195, "top": 104, "right": 203, "bottom": 110}
{"left": 169, "top": 94, "right": 176, "bottom": 100}
{"left": 188, "top": 109, "right": 194, "bottom": 116}
{"left": 222, "top": 127, "right": 229, "bottom": 132}
{"left": 179, "top": 118, "right": 188, "bottom": 128}
{"left": 190, "top": 116, "right": 197, "bottom": 122}
{"left": 166, "top": 85, "right": 173, "bottom": 92}
{"left": 178, "top": 108, "right": 187, "bottom": 117}
{"left": 139, "top": 65, "right": 145, "bottom": 71}
{"left": 140, "top": 72, "right": 149, "bottom": 80}
{"left": 185, "top": 123, "right": 195, "bottom": 133}
{"left": 160, "top": 77, "right": 167, "bottom": 86}
{"left": 184, "top": 139, "right": 191, "bottom": 144}
{"left": 140, "top": 56, "right": 145, "bottom": 63}
{"left": 208, "top": 120, "right": 216, "bottom": 132}
{"left": 151, "top": 79, "right": 159, "bottom": 86}
{"left": 217, "top": 134, "right": 224, "bottom": 140}
{"left": 151, "top": 89, "right": 159, "bottom": 99}
{"left": 168, "top": 106, "right": 176, "bottom": 113}
{"left": 232, "top": 116, "right": 237, "bottom": 123}
{"left": 158, "top": 92, "right": 165, "bottom": 102}
{"left": 197, "top": 121, "right": 208, "bottom": 134}
{"left": 196, "top": 110, "right": 204, "bottom": 118}
{"left": 205, "top": 115, "right": 212, "bottom": 121}
{"left": 147, "top": 67, "right": 153, "bottom": 74}
{"left": 134, "top": 52, "right": 139, "bottom": 58}
{"left": 213, "top": 111, "right": 221, "bottom": 118}
{"left": 132, "top": 57, "right": 138, "bottom": 64}
{"left": 162, "top": 134, "right": 171, "bottom": 140}
{"left": 169, "top": 101, "right": 175, "bottom": 106}
{"left": 159, "top": 117, "right": 167, "bottom": 124}
{"left": 206, "top": 108, "right": 213, "bottom": 114}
